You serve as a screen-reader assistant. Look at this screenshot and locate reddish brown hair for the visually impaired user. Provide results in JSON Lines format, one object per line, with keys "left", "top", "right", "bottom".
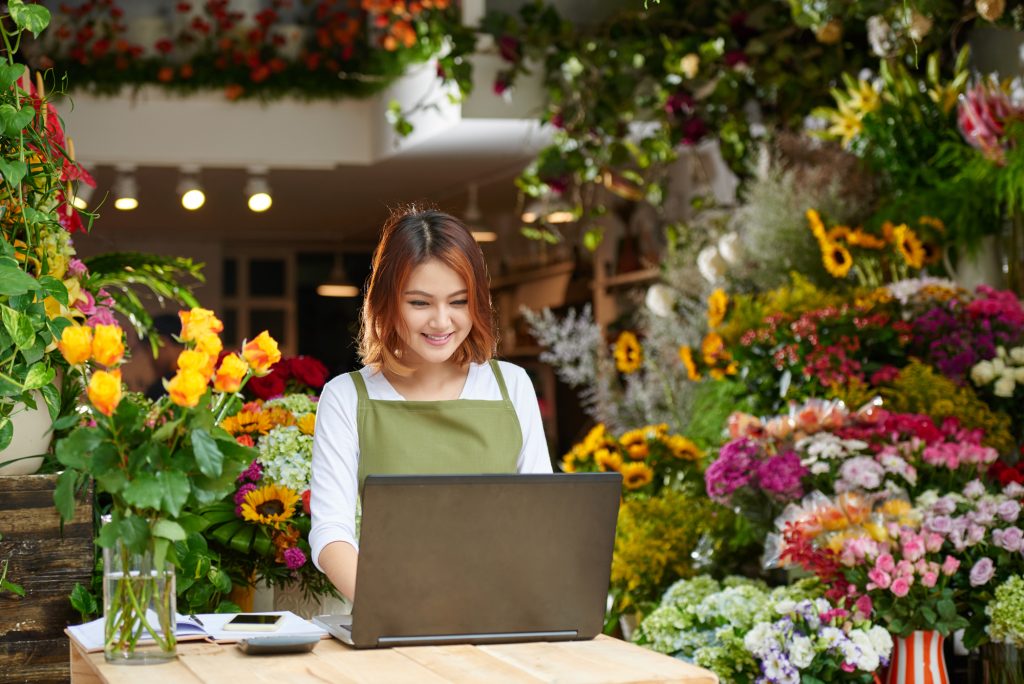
{"left": 359, "top": 206, "right": 496, "bottom": 375}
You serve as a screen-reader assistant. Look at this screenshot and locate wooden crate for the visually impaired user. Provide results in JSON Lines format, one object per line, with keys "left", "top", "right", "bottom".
{"left": 0, "top": 474, "right": 93, "bottom": 684}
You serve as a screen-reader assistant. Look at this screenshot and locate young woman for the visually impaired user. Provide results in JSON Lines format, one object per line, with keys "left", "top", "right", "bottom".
{"left": 309, "top": 207, "right": 553, "bottom": 600}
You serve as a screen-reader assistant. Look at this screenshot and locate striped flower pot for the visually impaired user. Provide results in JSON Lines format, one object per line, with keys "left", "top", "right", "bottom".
{"left": 885, "top": 630, "right": 949, "bottom": 684}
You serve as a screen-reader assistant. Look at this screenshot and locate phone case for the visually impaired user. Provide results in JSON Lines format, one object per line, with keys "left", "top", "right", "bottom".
{"left": 223, "top": 615, "right": 284, "bottom": 631}
{"left": 236, "top": 635, "right": 321, "bottom": 655}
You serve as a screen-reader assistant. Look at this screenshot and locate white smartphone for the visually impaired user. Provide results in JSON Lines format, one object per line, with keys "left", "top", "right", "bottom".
{"left": 222, "top": 613, "right": 285, "bottom": 632}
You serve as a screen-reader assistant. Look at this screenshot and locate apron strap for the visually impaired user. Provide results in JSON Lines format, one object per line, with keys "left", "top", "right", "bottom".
{"left": 489, "top": 359, "right": 513, "bottom": 408}
{"left": 349, "top": 370, "right": 369, "bottom": 410}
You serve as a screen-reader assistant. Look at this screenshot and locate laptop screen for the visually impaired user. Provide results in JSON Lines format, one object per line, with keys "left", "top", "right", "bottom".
{"left": 351, "top": 473, "right": 622, "bottom": 648}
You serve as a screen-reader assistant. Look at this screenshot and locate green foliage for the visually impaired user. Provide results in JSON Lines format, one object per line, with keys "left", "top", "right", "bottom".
{"left": 69, "top": 582, "right": 98, "bottom": 622}
{"left": 0, "top": 558, "right": 24, "bottom": 597}
{"left": 685, "top": 378, "right": 750, "bottom": 451}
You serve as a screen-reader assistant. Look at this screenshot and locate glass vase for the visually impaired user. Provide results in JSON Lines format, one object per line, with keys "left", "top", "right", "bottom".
{"left": 983, "top": 642, "right": 1024, "bottom": 684}
{"left": 885, "top": 630, "right": 949, "bottom": 684}
{"left": 102, "top": 539, "right": 176, "bottom": 664}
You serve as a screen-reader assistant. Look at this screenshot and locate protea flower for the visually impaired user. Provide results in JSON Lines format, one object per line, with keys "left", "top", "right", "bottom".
{"left": 958, "top": 79, "right": 1020, "bottom": 163}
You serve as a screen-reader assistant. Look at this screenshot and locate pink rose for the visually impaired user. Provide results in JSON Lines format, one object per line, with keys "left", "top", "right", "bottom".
{"left": 925, "top": 532, "right": 944, "bottom": 553}
{"left": 891, "top": 577, "right": 911, "bottom": 597}
{"left": 868, "top": 568, "right": 892, "bottom": 589}
{"left": 902, "top": 537, "right": 926, "bottom": 562}
{"left": 922, "top": 571, "right": 938, "bottom": 588}
{"left": 876, "top": 553, "right": 896, "bottom": 574}
{"left": 855, "top": 594, "right": 873, "bottom": 619}
{"left": 941, "top": 556, "right": 961, "bottom": 576}
{"left": 896, "top": 560, "right": 915, "bottom": 578}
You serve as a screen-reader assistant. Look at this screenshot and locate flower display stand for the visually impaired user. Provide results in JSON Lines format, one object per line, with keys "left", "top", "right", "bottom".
{"left": 0, "top": 474, "right": 93, "bottom": 683}
{"left": 886, "top": 630, "right": 950, "bottom": 684}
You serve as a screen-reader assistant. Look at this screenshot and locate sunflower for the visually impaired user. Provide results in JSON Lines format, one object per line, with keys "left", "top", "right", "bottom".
{"left": 619, "top": 462, "right": 655, "bottom": 490}
{"left": 846, "top": 228, "right": 886, "bottom": 250}
{"left": 619, "top": 429, "right": 650, "bottom": 460}
{"left": 678, "top": 345, "right": 702, "bottom": 381}
{"left": 700, "top": 332, "right": 727, "bottom": 366}
{"left": 220, "top": 410, "right": 273, "bottom": 436}
{"left": 614, "top": 331, "right": 643, "bottom": 374}
{"left": 918, "top": 215, "right": 945, "bottom": 232}
{"left": 264, "top": 407, "right": 297, "bottom": 430}
{"left": 826, "top": 225, "right": 851, "bottom": 243}
{"left": 805, "top": 209, "right": 827, "bottom": 242}
{"left": 921, "top": 241, "right": 942, "bottom": 265}
{"left": 820, "top": 240, "right": 853, "bottom": 278}
{"left": 594, "top": 448, "right": 623, "bottom": 472}
{"left": 240, "top": 483, "right": 300, "bottom": 527}
{"left": 881, "top": 220, "right": 896, "bottom": 244}
{"left": 560, "top": 453, "right": 577, "bottom": 473}
{"left": 664, "top": 434, "right": 702, "bottom": 460}
{"left": 893, "top": 224, "right": 925, "bottom": 268}
{"left": 706, "top": 288, "right": 729, "bottom": 329}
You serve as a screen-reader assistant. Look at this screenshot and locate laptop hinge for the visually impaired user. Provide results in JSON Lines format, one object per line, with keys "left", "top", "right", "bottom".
{"left": 377, "top": 630, "right": 579, "bottom": 646}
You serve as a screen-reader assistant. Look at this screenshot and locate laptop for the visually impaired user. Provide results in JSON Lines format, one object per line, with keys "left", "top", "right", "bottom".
{"left": 313, "top": 472, "right": 622, "bottom": 648}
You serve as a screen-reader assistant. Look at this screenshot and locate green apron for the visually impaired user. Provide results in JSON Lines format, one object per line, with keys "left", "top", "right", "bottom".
{"left": 350, "top": 360, "right": 523, "bottom": 488}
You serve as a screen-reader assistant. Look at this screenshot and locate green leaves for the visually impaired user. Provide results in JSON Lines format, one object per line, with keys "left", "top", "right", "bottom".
{"left": 8, "top": 0, "right": 51, "bottom": 38}
{"left": 0, "top": 261, "right": 39, "bottom": 296}
{"left": 191, "top": 428, "right": 224, "bottom": 478}
{"left": 69, "top": 583, "right": 98, "bottom": 621}
{"left": 0, "top": 64, "right": 25, "bottom": 91}
{"left": 122, "top": 471, "right": 192, "bottom": 518}
{"left": 0, "top": 105, "right": 34, "bottom": 138}
{"left": 56, "top": 427, "right": 103, "bottom": 471}
{"left": 2, "top": 305, "right": 35, "bottom": 350}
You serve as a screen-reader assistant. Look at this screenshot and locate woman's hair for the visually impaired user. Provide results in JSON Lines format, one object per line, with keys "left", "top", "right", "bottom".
{"left": 359, "top": 205, "right": 496, "bottom": 374}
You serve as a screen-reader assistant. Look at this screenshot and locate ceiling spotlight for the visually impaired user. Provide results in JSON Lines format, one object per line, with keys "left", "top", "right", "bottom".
{"left": 317, "top": 254, "right": 359, "bottom": 298}
{"left": 463, "top": 183, "right": 497, "bottom": 243}
{"left": 521, "top": 197, "right": 575, "bottom": 224}
{"left": 70, "top": 180, "right": 94, "bottom": 210}
{"left": 177, "top": 164, "right": 205, "bottom": 211}
{"left": 113, "top": 164, "right": 138, "bottom": 211}
{"left": 245, "top": 166, "right": 272, "bottom": 212}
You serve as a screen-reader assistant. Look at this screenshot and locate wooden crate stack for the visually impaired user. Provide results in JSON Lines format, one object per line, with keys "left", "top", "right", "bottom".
{"left": 0, "top": 475, "right": 93, "bottom": 684}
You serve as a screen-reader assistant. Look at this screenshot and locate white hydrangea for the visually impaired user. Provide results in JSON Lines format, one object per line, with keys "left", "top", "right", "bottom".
{"left": 257, "top": 425, "right": 314, "bottom": 493}
{"left": 264, "top": 393, "right": 318, "bottom": 415}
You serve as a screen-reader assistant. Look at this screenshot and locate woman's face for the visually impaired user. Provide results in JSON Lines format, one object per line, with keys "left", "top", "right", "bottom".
{"left": 397, "top": 258, "right": 473, "bottom": 367}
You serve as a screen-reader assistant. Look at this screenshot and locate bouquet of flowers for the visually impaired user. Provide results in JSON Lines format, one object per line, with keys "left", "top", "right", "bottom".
{"left": 243, "top": 355, "right": 329, "bottom": 401}
{"left": 744, "top": 597, "right": 893, "bottom": 683}
{"left": 54, "top": 307, "right": 279, "bottom": 660}
{"left": 202, "top": 392, "right": 336, "bottom": 600}
{"left": 561, "top": 422, "right": 704, "bottom": 496}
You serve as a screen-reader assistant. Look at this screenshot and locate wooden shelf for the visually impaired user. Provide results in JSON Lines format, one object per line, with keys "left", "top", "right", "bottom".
{"left": 599, "top": 267, "right": 660, "bottom": 289}
{"left": 491, "top": 261, "right": 574, "bottom": 290}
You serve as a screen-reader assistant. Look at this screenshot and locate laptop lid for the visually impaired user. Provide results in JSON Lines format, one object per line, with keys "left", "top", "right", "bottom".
{"left": 350, "top": 472, "right": 621, "bottom": 648}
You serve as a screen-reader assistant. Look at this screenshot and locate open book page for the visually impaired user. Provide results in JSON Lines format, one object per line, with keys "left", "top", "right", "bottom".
{"left": 67, "top": 611, "right": 327, "bottom": 653}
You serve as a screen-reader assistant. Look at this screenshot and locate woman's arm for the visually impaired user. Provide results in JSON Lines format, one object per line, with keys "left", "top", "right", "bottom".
{"left": 505, "top": 363, "right": 554, "bottom": 474}
{"left": 309, "top": 375, "right": 362, "bottom": 598}
{"left": 318, "top": 540, "right": 358, "bottom": 601}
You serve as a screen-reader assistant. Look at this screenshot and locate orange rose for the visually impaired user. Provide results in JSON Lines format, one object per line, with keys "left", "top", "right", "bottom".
{"left": 177, "top": 349, "right": 211, "bottom": 380}
{"left": 242, "top": 331, "right": 282, "bottom": 376}
{"left": 194, "top": 332, "right": 223, "bottom": 375}
{"left": 178, "top": 307, "right": 224, "bottom": 342}
{"left": 91, "top": 324, "right": 125, "bottom": 367}
{"left": 58, "top": 325, "right": 93, "bottom": 365}
{"left": 87, "top": 369, "right": 122, "bottom": 416}
{"left": 214, "top": 353, "right": 248, "bottom": 393}
{"left": 167, "top": 369, "right": 208, "bottom": 408}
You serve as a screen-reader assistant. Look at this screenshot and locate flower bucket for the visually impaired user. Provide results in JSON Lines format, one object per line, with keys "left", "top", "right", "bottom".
{"left": 886, "top": 630, "right": 949, "bottom": 684}
{"left": 0, "top": 392, "right": 53, "bottom": 476}
{"left": 982, "top": 642, "right": 1024, "bottom": 684}
{"left": 102, "top": 540, "right": 176, "bottom": 664}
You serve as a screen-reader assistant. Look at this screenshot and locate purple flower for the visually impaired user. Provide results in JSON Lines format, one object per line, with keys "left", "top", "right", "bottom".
{"left": 926, "top": 515, "right": 953, "bottom": 535}
{"left": 86, "top": 308, "right": 118, "bottom": 327}
{"left": 234, "top": 483, "right": 256, "bottom": 507}
{"left": 704, "top": 439, "right": 758, "bottom": 503}
{"left": 970, "top": 557, "right": 995, "bottom": 586}
{"left": 998, "top": 499, "right": 1021, "bottom": 523}
{"left": 994, "top": 527, "right": 1023, "bottom": 552}
{"left": 237, "top": 460, "right": 263, "bottom": 484}
{"left": 283, "top": 547, "right": 306, "bottom": 570}
{"left": 755, "top": 450, "right": 807, "bottom": 502}
{"left": 67, "top": 258, "right": 88, "bottom": 278}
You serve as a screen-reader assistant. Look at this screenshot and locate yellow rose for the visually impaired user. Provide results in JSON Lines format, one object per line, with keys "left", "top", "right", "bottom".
{"left": 177, "top": 349, "right": 212, "bottom": 381}
{"left": 242, "top": 331, "right": 282, "bottom": 376}
{"left": 167, "top": 369, "right": 208, "bottom": 408}
{"left": 194, "top": 332, "right": 223, "bottom": 376}
{"left": 213, "top": 353, "right": 248, "bottom": 393}
{"left": 178, "top": 307, "right": 224, "bottom": 342}
{"left": 59, "top": 325, "right": 93, "bottom": 365}
{"left": 88, "top": 369, "right": 122, "bottom": 417}
{"left": 91, "top": 324, "right": 125, "bottom": 367}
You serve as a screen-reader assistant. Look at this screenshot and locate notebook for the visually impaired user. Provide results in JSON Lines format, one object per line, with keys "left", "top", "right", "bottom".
{"left": 314, "top": 472, "right": 622, "bottom": 648}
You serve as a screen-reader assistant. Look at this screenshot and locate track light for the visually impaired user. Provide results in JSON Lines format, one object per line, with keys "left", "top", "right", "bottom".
{"left": 177, "top": 165, "right": 205, "bottom": 211}
{"left": 317, "top": 254, "right": 359, "bottom": 298}
{"left": 463, "top": 183, "right": 497, "bottom": 242}
{"left": 521, "top": 198, "right": 575, "bottom": 224}
{"left": 113, "top": 165, "right": 138, "bottom": 211}
{"left": 245, "top": 166, "right": 272, "bottom": 212}
{"left": 70, "top": 181, "right": 94, "bottom": 210}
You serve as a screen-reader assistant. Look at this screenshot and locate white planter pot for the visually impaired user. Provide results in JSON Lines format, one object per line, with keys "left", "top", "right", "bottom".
{"left": 0, "top": 392, "right": 53, "bottom": 476}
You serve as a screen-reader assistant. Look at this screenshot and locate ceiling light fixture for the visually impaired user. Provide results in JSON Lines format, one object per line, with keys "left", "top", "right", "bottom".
{"left": 70, "top": 179, "right": 94, "bottom": 210}
{"left": 520, "top": 197, "right": 575, "bottom": 225}
{"left": 177, "top": 164, "right": 205, "bottom": 211}
{"left": 463, "top": 183, "right": 497, "bottom": 242}
{"left": 317, "top": 254, "right": 359, "bottom": 298}
{"left": 245, "top": 166, "right": 272, "bottom": 212}
{"left": 113, "top": 164, "right": 139, "bottom": 211}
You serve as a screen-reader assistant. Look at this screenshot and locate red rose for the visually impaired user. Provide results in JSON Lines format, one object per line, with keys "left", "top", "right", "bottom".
{"left": 289, "top": 356, "right": 329, "bottom": 390}
{"left": 301, "top": 489, "right": 311, "bottom": 515}
{"left": 246, "top": 370, "right": 286, "bottom": 400}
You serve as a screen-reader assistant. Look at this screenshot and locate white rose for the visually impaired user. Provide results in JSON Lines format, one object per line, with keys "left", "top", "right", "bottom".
{"left": 644, "top": 284, "right": 676, "bottom": 317}
{"left": 697, "top": 246, "right": 727, "bottom": 283}
{"left": 993, "top": 358, "right": 1007, "bottom": 375}
{"left": 971, "top": 360, "right": 996, "bottom": 386}
{"left": 717, "top": 232, "right": 743, "bottom": 264}
{"left": 997, "top": 345, "right": 1008, "bottom": 359}
{"left": 1015, "top": 367, "right": 1024, "bottom": 384}
{"left": 1011, "top": 346, "right": 1024, "bottom": 364}
{"left": 994, "top": 373, "right": 1016, "bottom": 398}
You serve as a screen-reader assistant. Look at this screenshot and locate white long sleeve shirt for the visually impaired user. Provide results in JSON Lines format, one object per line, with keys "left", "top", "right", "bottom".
{"left": 309, "top": 361, "right": 553, "bottom": 571}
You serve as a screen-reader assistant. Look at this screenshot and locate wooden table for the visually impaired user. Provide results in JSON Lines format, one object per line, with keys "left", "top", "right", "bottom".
{"left": 69, "top": 635, "right": 718, "bottom": 683}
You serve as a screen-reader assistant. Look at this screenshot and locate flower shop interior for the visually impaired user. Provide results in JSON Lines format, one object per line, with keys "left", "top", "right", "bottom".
{"left": 4, "top": 0, "right": 1024, "bottom": 682}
